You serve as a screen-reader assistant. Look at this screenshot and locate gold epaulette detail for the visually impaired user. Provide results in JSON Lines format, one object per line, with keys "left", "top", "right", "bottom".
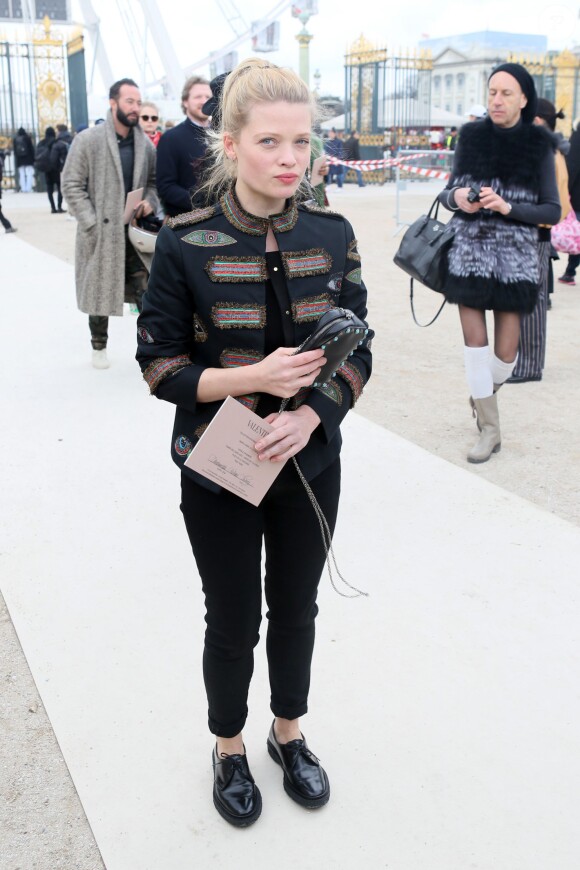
{"left": 166, "top": 205, "right": 216, "bottom": 229}
{"left": 300, "top": 200, "right": 344, "bottom": 219}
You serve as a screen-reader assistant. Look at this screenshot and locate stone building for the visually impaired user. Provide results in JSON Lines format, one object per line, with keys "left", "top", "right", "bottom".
{"left": 419, "top": 31, "right": 548, "bottom": 117}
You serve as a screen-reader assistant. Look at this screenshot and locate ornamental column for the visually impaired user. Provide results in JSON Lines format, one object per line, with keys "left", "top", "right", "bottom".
{"left": 292, "top": 3, "right": 318, "bottom": 87}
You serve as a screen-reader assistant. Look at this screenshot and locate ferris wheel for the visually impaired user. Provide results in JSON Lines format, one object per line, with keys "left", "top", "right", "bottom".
{"left": 78, "top": 0, "right": 299, "bottom": 100}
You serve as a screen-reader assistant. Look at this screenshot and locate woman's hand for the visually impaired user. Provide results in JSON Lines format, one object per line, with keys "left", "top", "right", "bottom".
{"left": 478, "top": 186, "right": 511, "bottom": 215}
{"left": 254, "top": 406, "right": 321, "bottom": 462}
{"left": 255, "top": 347, "right": 326, "bottom": 399}
{"left": 453, "top": 187, "right": 483, "bottom": 214}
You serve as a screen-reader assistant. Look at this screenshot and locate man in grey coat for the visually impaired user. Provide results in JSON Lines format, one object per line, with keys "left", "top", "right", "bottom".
{"left": 62, "top": 78, "right": 159, "bottom": 369}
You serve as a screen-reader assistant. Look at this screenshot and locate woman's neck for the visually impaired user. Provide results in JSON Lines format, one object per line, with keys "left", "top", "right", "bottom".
{"left": 233, "top": 181, "right": 285, "bottom": 219}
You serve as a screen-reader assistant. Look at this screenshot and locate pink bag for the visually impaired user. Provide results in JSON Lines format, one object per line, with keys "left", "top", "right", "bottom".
{"left": 551, "top": 209, "right": 580, "bottom": 254}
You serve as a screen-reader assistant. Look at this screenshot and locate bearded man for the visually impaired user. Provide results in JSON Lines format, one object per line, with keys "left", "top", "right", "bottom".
{"left": 62, "top": 78, "right": 159, "bottom": 369}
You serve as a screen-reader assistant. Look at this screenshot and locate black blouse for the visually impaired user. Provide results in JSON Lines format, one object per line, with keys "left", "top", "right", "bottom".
{"left": 260, "top": 250, "right": 294, "bottom": 418}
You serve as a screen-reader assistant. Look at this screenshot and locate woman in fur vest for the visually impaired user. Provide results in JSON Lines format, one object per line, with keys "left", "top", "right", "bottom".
{"left": 438, "top": 63, "right": 560, "bottom": 463}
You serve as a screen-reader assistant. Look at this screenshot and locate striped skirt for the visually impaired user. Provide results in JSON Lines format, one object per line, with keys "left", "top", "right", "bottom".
{"left": 512, "top": 240, "right": 551, "bottom": 379}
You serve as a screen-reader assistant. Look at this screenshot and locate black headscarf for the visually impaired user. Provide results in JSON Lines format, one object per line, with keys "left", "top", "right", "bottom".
{"left": 202, "top": 72, "right": 229, "bottom": 131}
{"left": 488, "top": 62, "right": 538, "bottom": 124}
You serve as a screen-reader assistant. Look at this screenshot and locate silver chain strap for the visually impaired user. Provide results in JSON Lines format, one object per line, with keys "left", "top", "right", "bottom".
{"left": 291, "top": 456, "right": 368, "bottom": 599}
{"left": 278, "top": 397, "right": 368, "bottom": 599}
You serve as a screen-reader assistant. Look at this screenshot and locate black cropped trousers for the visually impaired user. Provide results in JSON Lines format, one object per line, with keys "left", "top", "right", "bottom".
{"left": 180, "top": 457, "right": 340, "bottom": 737}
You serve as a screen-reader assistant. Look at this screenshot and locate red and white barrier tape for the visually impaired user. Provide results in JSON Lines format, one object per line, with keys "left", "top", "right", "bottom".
{"left": 398, "top": 163, "right": 450, "bottom": 180}
{"left": 328, "top": 156, "right": 391, "bottom": 171}
{"left": 327, "top": 152, "right": 450, "bottom": 175}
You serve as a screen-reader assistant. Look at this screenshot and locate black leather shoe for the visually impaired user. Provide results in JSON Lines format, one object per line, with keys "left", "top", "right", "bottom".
{"left": 212, "top": 748, "right": 262, "bottom": 827}
{"left": 267, "top": 721, "right": 330, "bottom": 808}
{"left": 506, "top": 375, "right": 542, "bottom": 384}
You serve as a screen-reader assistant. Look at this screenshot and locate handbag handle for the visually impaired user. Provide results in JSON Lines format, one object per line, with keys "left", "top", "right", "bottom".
{"left": 410, "top": 278, "right": 447, "bottom": 327}
{"left": 412, "top": 196, "right": 442, "bottom": 238}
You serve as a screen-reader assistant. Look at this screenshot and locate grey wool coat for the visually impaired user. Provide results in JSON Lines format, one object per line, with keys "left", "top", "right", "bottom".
{"left": 62, "top": 111, "right": 159, "bottom": 316}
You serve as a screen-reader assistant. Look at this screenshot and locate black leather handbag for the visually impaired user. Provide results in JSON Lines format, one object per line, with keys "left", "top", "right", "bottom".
{"left": 393, "top": 196, "right": 455, "bottom": 326}
{"left": 295, "top": 306, "right": 370, "bottom": 384}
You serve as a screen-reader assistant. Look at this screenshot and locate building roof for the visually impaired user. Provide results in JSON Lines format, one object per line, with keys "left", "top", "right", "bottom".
{"left": 419, "top": 30, "right": 547, "bottom": 58}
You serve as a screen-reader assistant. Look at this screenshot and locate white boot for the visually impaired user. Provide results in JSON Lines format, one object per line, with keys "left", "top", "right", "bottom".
{"left": 92, "top": 349, "right": 110, "bottom": 369}
{"left": 467, "top": 394, "right": 501, "bottom": 463}
{"left": 469, "top": 383, "right": 503, "bottom": 431}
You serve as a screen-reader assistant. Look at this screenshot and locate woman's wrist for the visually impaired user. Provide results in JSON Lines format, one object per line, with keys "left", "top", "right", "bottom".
{"left": 197, "top": 363, "right": 261, "bottom": 403}
{"left": 292, "top": 403, "right": 321, "bottom": 432}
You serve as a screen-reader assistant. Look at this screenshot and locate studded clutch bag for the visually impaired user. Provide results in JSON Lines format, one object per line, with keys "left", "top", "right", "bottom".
{"left": 295, "top": 306, "right": 370, "bottom": 385}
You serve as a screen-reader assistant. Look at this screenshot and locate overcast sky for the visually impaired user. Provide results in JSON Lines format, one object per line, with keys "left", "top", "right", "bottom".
{"left": 8, "top": 0, "right": 580, "bottom": 103}
{"left": 80, "top": 0, "right": 579, "bottom": 97}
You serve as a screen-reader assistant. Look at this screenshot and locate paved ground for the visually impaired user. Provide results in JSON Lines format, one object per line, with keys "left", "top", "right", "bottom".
{"left": 1, "top": 184, "right": 579, "bottom": 870}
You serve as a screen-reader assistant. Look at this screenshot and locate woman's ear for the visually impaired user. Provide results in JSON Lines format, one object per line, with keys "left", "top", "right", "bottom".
{"left": 223, "top": 133, "right": 236, "bottom": 161}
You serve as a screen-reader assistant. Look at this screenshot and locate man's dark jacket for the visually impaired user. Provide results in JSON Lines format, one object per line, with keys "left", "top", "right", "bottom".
{"left": 51, "top": 130, "right": 73, "bottom": 173}
{"left": 156, "top": 119, "right": 208, "bottom": 216}
{"left": 344, "top": 136, "right": 360, "bottom": 161}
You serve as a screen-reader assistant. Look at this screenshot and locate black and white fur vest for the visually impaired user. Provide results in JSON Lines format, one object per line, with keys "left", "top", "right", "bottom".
{"left": 446, "top": 119, "right": 553, "bottom": 310}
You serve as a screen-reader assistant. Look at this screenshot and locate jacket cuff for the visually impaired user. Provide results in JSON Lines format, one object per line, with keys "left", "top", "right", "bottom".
{"left": 303, "top": 384, "right": 348, "bottom": 444}
{"left": 144, "top": 358, "right": 204, "bottom": 414}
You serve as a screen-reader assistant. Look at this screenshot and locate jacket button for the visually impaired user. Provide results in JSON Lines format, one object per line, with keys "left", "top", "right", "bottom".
{"left": 103, "top": 218, "right": 109, "bottom": 223}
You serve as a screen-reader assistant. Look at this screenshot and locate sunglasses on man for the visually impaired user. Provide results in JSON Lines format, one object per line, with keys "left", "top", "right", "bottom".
{"left": 141, "top": 115, "right": 159, "bottom": 122}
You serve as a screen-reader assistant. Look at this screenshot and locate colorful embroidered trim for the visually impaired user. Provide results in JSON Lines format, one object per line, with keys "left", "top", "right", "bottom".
{"left": 194, "top": 423, "right": 209, "bottom": 440}
{"left": 221, "top": 190, "right": 269, "bottom": 236}
{"left": 345, "top": 267, "right": 362, "bottom": 285}
{"left": 138, "top": 326, "right": 154, "bottom": 344}
{"left": 271, "top": 202, "right": 298, "bottom": 233}
{"left": 205, "top": 256, "right": 267, "bottom": 283}
{"left": 220, "top": 348, "right": 264, "bottom": 368}
{"left": 143, "top": 354, "right": 191, "bottom": 393}
{"left": 236, "top": 394, "right": 259, "bottom": 412}
{"left": 291, "top": 293, "right": 332, "bottom": 323}
{"left": 211, "top": 303, "right": 267, "bottom": 329}
{"left": 182, "top": 229, "right": 237, "bottom": 247}
{"left": 281, "top": 248, "right": 333, "bottom": 279}
{"left": 220, "top": 189, "right": 298, "bottom": 235}
{"left": 337, "top": 360, "right": 364, "bottom": 405}
{"left": 290, "top": 386, "right": 311, "bottom": 409}
{"left": 193, "top": 314, "right": 208, "bottom": 343}
{"left": 167, "top": 206, "right": 216, "bottom": 229}
{"left": 301, "top": 201, "right": 342, "bottom": 217}
{"left": 316, "top": 381, "right": 343, "bottom": 406}
{"left": 347, "top": 239, "right": 361, "bottom": 263}
{"left": 174, "top": 435, "right": 193, "bottom": 457}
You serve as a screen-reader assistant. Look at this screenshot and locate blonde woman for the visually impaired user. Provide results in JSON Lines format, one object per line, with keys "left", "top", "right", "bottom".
{"left": 139, "top": 101, "right": 161, "bottom": 147}
{"left": 136, "top": 58, "right": 372, "bottom": 826}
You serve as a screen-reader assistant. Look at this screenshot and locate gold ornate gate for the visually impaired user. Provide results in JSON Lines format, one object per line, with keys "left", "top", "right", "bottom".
{"left": 33, "top": 15, "right": 68, "bottom": 135}
{"left": 508, "top": 49, "right": 580, "bottom": 136}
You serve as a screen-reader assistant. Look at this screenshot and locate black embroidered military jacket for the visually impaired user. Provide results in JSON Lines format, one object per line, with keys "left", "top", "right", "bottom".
{"left": 136, "top": 189, "right": 373, "bottom": 490}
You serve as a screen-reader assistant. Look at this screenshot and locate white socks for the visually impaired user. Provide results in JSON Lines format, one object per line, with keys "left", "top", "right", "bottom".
{"left": 490, "top": 352, "right": 518, "bottom": 386}
{"left": 464, "top": 346, "right": 493, "bottom": 399}
{"left": 464, "top": 347, "right": 518, "bottom": 397}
